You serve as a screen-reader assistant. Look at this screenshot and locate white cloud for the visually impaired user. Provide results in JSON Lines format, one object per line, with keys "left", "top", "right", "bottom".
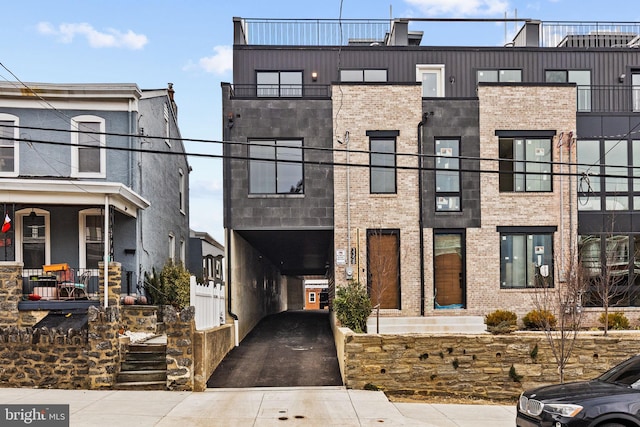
{"left": 196, "top": 45, "right": 233, "bottom": 75}
{"left": 405, "top": 0, "right": 510, "bottom": 16}
{"left": 37, "top": 21, "right": 148, "bottom": 50}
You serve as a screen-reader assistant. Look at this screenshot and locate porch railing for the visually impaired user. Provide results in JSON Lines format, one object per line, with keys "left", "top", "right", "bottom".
{"left": 23, "top": 267, "right": 100, "bottom": 301}
{"left": 189, "top": 276, "right": 225, "bottom": 330}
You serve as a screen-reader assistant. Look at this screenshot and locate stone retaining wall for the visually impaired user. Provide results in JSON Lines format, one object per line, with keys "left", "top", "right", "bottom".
{"left": 164, "top": 305, "right": 195, "bottom": 391}
{"left": 121, "top": 305, "right": 158, "bottom": 334}
{"left": 342, "top": 331, "right": 640, "bottom": 400}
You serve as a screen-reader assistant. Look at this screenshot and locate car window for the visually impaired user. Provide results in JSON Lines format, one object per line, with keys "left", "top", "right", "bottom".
{"left": 599, "top": 356, "right": 640, "bottom": 386}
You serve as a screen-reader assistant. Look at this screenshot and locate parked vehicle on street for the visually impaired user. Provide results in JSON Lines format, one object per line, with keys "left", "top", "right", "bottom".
{"left": 516, "top": 354, "right": 640, "bottom": 427}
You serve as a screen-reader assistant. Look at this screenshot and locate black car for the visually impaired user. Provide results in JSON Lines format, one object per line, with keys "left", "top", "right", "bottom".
{"left": 516, "top": 355, "right": 640, "bottom": 427}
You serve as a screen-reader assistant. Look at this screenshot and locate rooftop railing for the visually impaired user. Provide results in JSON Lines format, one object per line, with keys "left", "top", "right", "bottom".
{"left": 541, "top": 21, "right": 640, "bottom": 48}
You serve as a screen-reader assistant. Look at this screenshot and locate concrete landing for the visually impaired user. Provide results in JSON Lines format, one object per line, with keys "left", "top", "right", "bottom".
{"left": 366, "top": 315, "right": 487, "bottom": 334}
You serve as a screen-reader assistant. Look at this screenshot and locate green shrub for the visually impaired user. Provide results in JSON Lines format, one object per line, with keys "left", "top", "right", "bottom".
{"left": 333, "top": 281, "right": 372, "bottom": 333}
{"left": 523, "top": 309, "right": 557, "bottom": 330}
{"left": 485, "top": 310, "right": 518, "bottom": 334}
{"left": 599, "top": 312, "right": 630, "bottom": 330}
{"left": 144, "top": 260, "right": 191, "bottom": 310}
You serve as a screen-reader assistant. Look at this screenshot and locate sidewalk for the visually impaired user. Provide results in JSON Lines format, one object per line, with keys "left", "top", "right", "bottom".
{"left": 0, "top": 386, "right": 516, "bottom": 426}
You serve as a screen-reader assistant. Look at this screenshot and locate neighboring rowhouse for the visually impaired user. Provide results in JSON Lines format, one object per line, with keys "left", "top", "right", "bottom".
{"left": 222, "top": 17, "right": 640, "bottom": 337}
{"left": 0, "top": 82, "right": 190, "bottom": 310}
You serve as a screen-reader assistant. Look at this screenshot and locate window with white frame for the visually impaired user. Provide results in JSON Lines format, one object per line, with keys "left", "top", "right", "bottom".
{"left": 79, "top": 209, "right": 104, "bottom": 269}
{"left": 180, "top": 239, "right": 185, "bottom": 264}
{"left": 0, "top": 113, "right": 19, "bottom": 176}
{"left": 71, "top": 115, "right": 105, "bottom": 177}
{"left": 416, "top": 64, "right": 445, "bottom": 97}
{"left": 16, "top": 209, "right": 50, "bottom": 268}
{"left": 500, "top": 228, "right": 554, "bottom": 289}
{"left": 309, "top": 292, "right": 316, "bottom": 303}
{"left": 169, "top": 233, "right": 175, "bottom": 262}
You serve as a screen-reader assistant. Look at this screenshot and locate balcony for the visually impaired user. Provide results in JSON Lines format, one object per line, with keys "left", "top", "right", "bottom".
{"left": 578, "top": 85, "right": 640, "bottom": 113}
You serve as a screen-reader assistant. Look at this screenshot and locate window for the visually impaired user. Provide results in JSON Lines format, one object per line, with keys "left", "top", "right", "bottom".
{"left": 340, "top": 69, "right": 387, "bottom": 82}
{"left": 370, "top": 138, "right": 396, "bottom": 194}
{"left": 79, "top": 209, "right": 104, "bottom": 269}
{"left": 577, "top": 139, "right": 601, "bottom": 211}
{"left": 435, "top": 139, "right": 460, "bottom": 211}
{"left": 169, "top": 233, "right": 175, "bottom": 263}
{"left": 309, "top": 292, "right": 316, "bottom": 303}
{"left": 498, "top": 135, "right": 552, "bottom": 192}
{"left": 579, "top": 235, "right": 640, "bottom": 307}
{"left": 257, "top": 71, "right": 302, "bottom": 97}
{"left": 180, "top": 239, "right": 186, "bottom": 264}
{"left": 500, "top": 229, "right": 554, "bottom": 288}
{"left": 0, "top": 113, "right": 18, "bottom": 176}
{"left": 16, "top": 209, "right": 50, "bottom": 268}
{"left": 477, "top": 69, "right": 522, "bottom": 83}
{"left": 633, "top": 73, "right": 640, "bottom": 112}
{"left": 545, "top": 70, "right": 591, "bottom": 112}
{"left": 71, "top": 115, "right": 105, "bottom": 177}
{"left": 249, "top": 139, "right": 303, "bottom": 194}
{"left": 179, "top": 168, "right": 186, "bottom": 213}
{"left": 416, "top": 64, "right": 445, "bottom": 97}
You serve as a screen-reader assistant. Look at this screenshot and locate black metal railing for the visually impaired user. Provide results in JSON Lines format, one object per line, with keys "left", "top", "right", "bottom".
{"left": 230, "top": 84, "right": 332, "bottom": 99}
{"left": 23, "top": 267, "right": 100, "bottom": 301}
{"left": 579, "top": 85, "right": 640, "bottom": 113}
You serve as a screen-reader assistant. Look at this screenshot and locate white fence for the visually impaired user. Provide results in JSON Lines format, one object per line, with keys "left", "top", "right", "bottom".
{"left": 189, "top": 276, "right": 226, "bottom": 330}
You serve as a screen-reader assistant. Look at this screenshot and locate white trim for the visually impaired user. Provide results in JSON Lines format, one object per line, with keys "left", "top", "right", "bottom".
{"left": 15, "top": 208, "right": 51, "bottom": 266}
{"left": 71, "top": 115, "right": 106, "bottom": 178}
{"left": 79, "top": 208, "right": 104, "bottom": 270}
{"left": 179, "top": 168, "right": 186, "bottom": 214}
{"left": 164, "top": 103, "right": 171, "bottom": 147}
{"left": 180, "top": 239, "right": 186, "bottom": 264}
{"left": 416, "top": 64, "right": 445, "bottom": 97}
{"left": 308, "top": 292, "right": 316, "bottom": 303}
{"left": 0, "top": 113, "right": 19, "bottom": 177}
{"left": 169, "top": 233, "right": 176, "bottom": 263}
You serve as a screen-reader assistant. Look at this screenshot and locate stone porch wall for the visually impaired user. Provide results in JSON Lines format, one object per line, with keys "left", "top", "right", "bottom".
{"left": 341, "top": 330, "right": 640, "bottom": 401}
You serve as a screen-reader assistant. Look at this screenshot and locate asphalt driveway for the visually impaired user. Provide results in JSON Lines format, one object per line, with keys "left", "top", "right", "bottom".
{"left": 207, "top": 310, "right": 343, "bottom": 388}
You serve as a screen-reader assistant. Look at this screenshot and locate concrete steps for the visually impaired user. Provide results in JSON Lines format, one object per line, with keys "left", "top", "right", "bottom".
{"left": 114, "top": 343, "right": 167, "bottom": 390}
{"left": 366, "top": 316, "right": 487, "bottom": 334}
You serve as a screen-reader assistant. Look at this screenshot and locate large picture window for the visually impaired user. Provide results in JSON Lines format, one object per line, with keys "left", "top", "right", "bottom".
{"left": 249, "top": 139, "right": 303, "bottom": 194}
{"left": 500, "top": 228, "right": 554, "bottom": 289}
{"left": 0, "top": 114, "right": 19, "bottom": 176}
{"left": 499, "top": 135, "right": 552, "bottom": 192}
{"left": 370, "top": 138, "right": 396, "bottom": 194}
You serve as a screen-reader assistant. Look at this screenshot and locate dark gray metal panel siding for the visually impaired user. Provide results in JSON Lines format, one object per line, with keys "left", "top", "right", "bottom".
{"left": 235, "top": 45, "right": 640, "bottom": 92}
{"left": 224, "top": 96, "right": 334, "bottom": 230}
{"left": 422, "top": 99, "right": 480, "bottom": 229}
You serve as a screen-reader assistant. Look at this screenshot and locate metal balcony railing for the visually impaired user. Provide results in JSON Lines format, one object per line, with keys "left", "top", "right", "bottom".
{"left": 580, "top": 85, "right": 640, "bottom": 113}
{"left": 541, "top": 21, "right": 640, "bottom": 48}
{"left": 230, "top": 84, "right": 332, "bottom": 99}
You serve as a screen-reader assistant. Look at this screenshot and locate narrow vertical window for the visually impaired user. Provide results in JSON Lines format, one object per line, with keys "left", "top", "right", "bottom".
{"left": 164, "top": 103, "right": 171, "bottom": 147}
{"left": 169, "top": 233, "right": 175, "bottom": 263}
{"left": 370, "top": 138, "right": 396, "bottom": 194}
{"left": 435, "top": 139, "right": 461, "bottom": 211}
{"left": 71, "top": 115, "right": 105, "bottom": 177}
{"left": 179, "top": 168, "right": 186, "bottom": 213}
{"left": 80, "top": 209, "right": 104, "bottom": 269}
{"left": 0, "top": 114, "right": 18, "bottom": 176}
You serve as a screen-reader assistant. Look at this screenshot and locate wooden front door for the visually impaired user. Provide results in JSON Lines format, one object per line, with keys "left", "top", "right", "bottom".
{"left": 434, "top": 233, "right": 464, "bottom": 308}
{"left": 367, "top": 230, "right": 400, "bottom": 309}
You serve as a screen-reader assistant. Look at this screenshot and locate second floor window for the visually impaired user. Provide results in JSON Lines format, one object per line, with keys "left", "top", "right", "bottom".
{"left": 249, "top": 139, "right": 303, "bottom": 194}
{"left": 71, "top": 115, "right": 105, "bottom": 177}
{"left": 370, "top": 137, "right": 396, "bottom": 194}
{"left": 340, "top": 69, "right": 388, "bottom": 82}
{"left": 257, "top": 71, "right": 302, "bottom": 97}
{"left": 0, "top": 114, "right": 18, "bottom": 176}
{"left": 546, "top": 70, "right": 591, "bottom": 112}
{"left": 435, "top": 139, "right": 461, "bottom": 211}
{"left": 498, "top": 134, "right": 552, "bottom": 192}
{"left": 477, "top": 69, "right": 522, "bottom": 83}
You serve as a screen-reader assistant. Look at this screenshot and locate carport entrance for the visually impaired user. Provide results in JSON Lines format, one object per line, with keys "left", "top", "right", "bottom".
{"left": 207, "top": 310, "right": 342, "bottom": 388}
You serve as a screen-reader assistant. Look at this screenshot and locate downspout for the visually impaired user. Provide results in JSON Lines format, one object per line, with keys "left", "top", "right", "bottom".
{"left": 226, "top": 227, "right": 239, "bottom": 346}
{"left": 418, "top": 113, "right": 428, "bottom": 316}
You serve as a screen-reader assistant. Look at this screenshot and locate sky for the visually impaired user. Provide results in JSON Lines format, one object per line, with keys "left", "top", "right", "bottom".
{"left": 2, "top": 0, "right": 639, "bottom": 244}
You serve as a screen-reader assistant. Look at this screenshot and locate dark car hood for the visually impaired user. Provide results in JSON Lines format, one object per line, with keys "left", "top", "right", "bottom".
{"left": 525, "top": 380, "right": 633, "bottom": 403}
